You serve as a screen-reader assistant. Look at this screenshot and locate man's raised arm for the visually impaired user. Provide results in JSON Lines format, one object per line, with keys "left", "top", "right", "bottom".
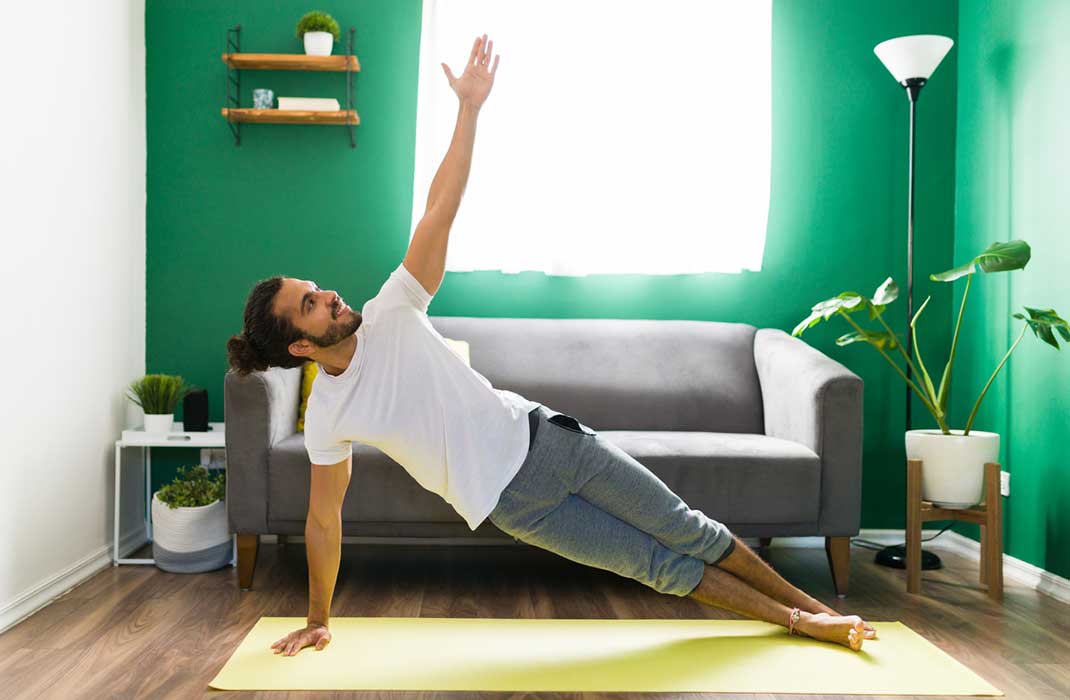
{"left": 403, "top": 34, "right": 500, "bottom": 297}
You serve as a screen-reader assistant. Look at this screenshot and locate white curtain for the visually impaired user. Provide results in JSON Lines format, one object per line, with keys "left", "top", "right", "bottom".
{"left": 411, "top": 0, "right": 771, "bottom": 276}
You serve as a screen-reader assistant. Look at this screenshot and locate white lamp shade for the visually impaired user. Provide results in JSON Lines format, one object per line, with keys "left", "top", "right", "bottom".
{"left": 874, "top": 34, "right": 953, "bottom": 83}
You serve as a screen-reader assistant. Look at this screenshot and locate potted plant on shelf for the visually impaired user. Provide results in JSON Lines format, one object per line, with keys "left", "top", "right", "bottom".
{"left": 296, "top": 10, "right": 341, "bottom": 57}
{"left": 152, "top": 466, "right": 230, "bottom": 573}
{"left": 793, "top": 240, "right": 1068, "bottom": 508}
{"left": 126, "top": 374, "right": 191, "bottom": 434}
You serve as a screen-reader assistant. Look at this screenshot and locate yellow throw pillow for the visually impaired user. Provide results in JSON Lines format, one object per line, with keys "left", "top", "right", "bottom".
{"left": 297, "top": 361, "right": 318, "bottom": 432}
{"left": 445, "top": 338, "right": 470, "bottom": 366}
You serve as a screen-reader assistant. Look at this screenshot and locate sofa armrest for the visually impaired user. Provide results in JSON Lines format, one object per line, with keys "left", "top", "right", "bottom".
{"left": 753, "top": 328, "right": 863, "bottom": 535}
{"left": 224, "top": 366, "right": 302, "bottom": 533}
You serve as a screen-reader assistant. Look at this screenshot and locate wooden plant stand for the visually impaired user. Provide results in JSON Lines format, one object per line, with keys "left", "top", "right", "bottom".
{"left": 906, "top": 459, "right": 1003, "bottom": 602}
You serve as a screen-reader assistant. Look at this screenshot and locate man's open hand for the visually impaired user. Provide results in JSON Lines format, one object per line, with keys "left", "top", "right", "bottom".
{"left": 441, "top": 34, "right": 500, "bottom": 109}
{"left": 270, "top": 622, "right": 331, "bottom": 656}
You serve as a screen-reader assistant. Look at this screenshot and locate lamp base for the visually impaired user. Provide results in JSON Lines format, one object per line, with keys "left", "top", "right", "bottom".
{"left": 875, "top": 544, "right": 942, "bottom": 570}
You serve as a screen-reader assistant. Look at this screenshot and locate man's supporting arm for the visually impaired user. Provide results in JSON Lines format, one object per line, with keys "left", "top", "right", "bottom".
{"left": 306, "top": 455, "right": 352, "bottom": 627}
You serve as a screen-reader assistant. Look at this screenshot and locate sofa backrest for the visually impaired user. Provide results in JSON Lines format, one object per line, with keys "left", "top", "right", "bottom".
{"left": 431, "top": 317, "right": 764, "bottom": 433}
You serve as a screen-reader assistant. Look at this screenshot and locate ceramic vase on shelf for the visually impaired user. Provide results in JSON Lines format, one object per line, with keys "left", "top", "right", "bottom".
{"left": 905, "top": 429, "right": 1000, "bottom": 508}
{"left": 303, "top": 31, "right": 333, "bottom": 56}
{"left": 143, "top": 413, "right": 174, "bottom": 434}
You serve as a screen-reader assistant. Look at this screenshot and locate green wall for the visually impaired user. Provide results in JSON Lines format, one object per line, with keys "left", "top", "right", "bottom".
{"left": 145, "top": 1, "right": 960, "bottom": 530}
{"left": 952, "top": 0, "right": 1069, "bottom": 578}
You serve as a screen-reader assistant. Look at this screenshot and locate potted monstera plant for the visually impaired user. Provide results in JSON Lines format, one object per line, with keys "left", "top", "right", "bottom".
{"left": 152, "top": 466, "right": 230, "bottom": 573}
{"left": 296, "top": 10, "right": 341, "bottom": 56}
{"left": 793, "top": 240, "right": 1068, "bottom": 508}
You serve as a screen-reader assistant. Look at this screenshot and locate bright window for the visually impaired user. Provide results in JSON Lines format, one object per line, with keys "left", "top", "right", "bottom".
{"left": 411, "top": 0, "right": 771, "bottom": 276}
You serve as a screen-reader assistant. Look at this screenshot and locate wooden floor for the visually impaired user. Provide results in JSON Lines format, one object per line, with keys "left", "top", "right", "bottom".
{"left": 1, "top": 539, "right": 1067, "bottom": 699}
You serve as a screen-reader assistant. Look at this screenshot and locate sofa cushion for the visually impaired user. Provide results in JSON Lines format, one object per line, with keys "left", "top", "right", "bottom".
{"left": 430, "top": 317, "right": 764, "bottom": 433}
{"left": 598, "top": 431, "right": 820, "bottom": 524}
{"left": 267, "top": 431, "right": 819, "bottom": 526}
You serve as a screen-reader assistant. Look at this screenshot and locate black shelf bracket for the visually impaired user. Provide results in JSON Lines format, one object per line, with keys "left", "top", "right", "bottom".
{"left": 346, "top": 26, "right": 357, "bottom": 149}
{"left": 225, "top": 25, "right": 241, "bottom": 146}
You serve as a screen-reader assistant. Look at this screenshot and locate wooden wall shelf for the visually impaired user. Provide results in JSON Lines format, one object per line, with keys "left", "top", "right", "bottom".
{"left": 221, "top": 108, "right": 360, "bottom": 125}
{"left": 221, "top": 53, "right": 361, "bottom": 72}
{"left": 222, "top": 25, "right": 359, "bottom": 148}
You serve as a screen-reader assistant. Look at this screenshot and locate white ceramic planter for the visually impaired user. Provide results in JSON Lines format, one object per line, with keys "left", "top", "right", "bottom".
{"left": 143, "top": 413, "right": 173, "bottom": 434}
{"left": 151, "top": 493, "right": 231, "bottom": 573}
{"left": 905, "top": 429, "right": 1000, "bottom": 509}
{"left": 303, "top": 31, "right": 334, "bottom": 56}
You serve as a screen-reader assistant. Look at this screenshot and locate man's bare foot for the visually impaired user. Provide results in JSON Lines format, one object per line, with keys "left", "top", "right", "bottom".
{"left": 815, "top": 602, "right": 877, "bottom": 639}
{"left": 795, "top": 612, "right": 866, "bottom": 651}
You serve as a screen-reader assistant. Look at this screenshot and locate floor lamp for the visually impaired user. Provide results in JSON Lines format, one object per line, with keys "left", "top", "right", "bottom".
{"left": 873, "top": 34, "right": 954, "bottom": 570}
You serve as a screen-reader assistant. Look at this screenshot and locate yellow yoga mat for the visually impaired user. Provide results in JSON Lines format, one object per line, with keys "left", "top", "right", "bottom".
{"left": 209, "top": 617, "right": 1002, "bottom": 695}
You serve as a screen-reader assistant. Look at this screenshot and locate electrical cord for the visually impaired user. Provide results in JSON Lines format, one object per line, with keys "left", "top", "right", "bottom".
{"left": 850, "top": 522, "right": 955, "bottom": 551}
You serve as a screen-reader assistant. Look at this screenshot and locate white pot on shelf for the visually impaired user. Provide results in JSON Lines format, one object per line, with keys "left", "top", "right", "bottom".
{"left": 905, "top": 429, "right": 1000, "bottom": 509}
{"left": 143, "top": 413, "right": 174, "bottom": 434}
{"left": 303, "top": 31, "right": 334, "bottom": 56}
{"left": 151, "top": 493, "right": 231, "bottom": 573}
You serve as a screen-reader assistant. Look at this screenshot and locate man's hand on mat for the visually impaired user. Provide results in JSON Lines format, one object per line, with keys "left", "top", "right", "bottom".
{"left": 271, "top": 623, "right": 331, "bottom": 656}
{"left": 441, "top": 34, "right": 500, "bottom": 109}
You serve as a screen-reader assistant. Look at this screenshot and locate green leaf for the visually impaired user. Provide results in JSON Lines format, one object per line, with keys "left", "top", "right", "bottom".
{"left": 977, "top": 240, "right": 1031, "bottom": 272}
{"left": 1014, "top": 306, "right": 1069, "bottom": 349}
{"left": 931, "top": 240, "right": 1031, "bottom": 282}
{"left": 836, "top": 329, "right": 899, "bottom": 349}
{"left": 872, "top": 277, "right": 898, "bottom": 306}
{"left": 793, "top": 292, "right": 864, "bottom": 336}
{"left": 930, "top": 259, "right": 976, "bottom": 282}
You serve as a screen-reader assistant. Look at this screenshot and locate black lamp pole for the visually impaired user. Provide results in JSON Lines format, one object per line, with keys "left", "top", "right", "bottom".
{"left": 874, "top": 76, "right": 944, "bottom": 572}
{"left": 904, "top": 77, "right": 925, "bottom": 431}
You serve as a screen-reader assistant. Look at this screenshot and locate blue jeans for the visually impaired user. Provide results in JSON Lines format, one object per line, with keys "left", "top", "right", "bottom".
{"left": 488, "top": 405, "right": 736, "bottom": 597}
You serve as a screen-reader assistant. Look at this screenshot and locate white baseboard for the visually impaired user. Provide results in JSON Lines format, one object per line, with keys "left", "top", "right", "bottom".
{"left": 0, "top": 528, "right": 147, "bottom": 635}
{"left": 760, "top": 529, "right": 1070, "bottom": 605}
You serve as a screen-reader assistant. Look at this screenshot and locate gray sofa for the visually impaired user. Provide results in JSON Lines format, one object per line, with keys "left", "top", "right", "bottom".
{"left": 225, "top": 317, "right": 863, "bottom": 595}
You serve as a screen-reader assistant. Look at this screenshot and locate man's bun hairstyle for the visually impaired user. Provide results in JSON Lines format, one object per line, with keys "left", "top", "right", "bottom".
{"left": 227, "top": 276, "right": 307, "bottom": 376}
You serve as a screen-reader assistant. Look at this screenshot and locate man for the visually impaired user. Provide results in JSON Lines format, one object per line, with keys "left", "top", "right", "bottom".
{"left": 227, "top": 35, "right": 876, "bottom": 658}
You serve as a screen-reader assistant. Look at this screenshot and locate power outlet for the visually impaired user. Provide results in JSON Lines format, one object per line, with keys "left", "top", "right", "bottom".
{"left": 1000, "top": 470, "right": 1010, "bottom": 497}
{"left": 200, "top": 448, "right": 227, "bottom": 471}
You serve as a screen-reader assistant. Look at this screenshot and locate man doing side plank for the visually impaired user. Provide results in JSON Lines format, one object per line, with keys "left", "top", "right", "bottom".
{"left": 226, "top": 35, "right": 876, "bottom": 657}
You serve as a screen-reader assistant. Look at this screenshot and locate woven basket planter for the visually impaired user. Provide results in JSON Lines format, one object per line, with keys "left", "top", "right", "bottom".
{"left": 151, "top": 493, "right": 230, "bottom": 573}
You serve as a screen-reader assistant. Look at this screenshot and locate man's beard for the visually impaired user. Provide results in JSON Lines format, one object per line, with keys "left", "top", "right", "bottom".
{"left": 305, "top": 310, "right": 362, "bottom": 348}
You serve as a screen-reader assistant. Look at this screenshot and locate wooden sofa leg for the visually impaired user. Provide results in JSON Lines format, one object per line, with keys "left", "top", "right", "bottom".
{"left": 825, "top": 536, "right": 850, "bottom": 597}
{"left": 237, "top": 534, "right": 259, "bottom": 591}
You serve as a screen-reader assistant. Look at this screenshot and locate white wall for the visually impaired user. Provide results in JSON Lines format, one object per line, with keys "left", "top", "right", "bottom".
{"left": 0, "top": 0, "right": 146, "bottom": 632}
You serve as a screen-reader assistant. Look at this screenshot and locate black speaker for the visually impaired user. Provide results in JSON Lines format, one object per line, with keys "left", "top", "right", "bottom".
{"left": 183, "top": 389, "right": 210, "bottom": 432}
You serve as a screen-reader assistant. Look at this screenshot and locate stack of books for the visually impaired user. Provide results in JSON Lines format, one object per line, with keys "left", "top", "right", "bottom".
{"left": 276, "top": 97, "right": 340, "bottom": 111}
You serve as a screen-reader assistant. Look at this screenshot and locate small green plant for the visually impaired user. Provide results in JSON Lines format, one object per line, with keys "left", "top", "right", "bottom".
{"left": 126, "top": 374, "right": 191, "bottom": 415}
{"left": 157, "top": 466, "right": 226, "bottom": 509}
{"left": 296, "top": 10, "right": 341, "bottom": 41}
{"left": 793, "top": 240, "right": 1068, "bottom": 436}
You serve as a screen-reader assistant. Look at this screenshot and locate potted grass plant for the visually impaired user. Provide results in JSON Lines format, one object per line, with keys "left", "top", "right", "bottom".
{"left": 296, "top": 10, "right": 341, "bottom": 56}
{"left": 126, "top": 374, "right": 191, "bottom": 434}
{"left": 793, "top": 240, "right": 1068, "bottom": 508}
{"left": 152, "top": 466, "right": 230, "bottom": 573}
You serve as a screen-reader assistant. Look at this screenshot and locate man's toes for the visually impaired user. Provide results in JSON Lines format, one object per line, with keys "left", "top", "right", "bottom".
{"left": 849, "top": 621, "right": 866, "bottom": 651}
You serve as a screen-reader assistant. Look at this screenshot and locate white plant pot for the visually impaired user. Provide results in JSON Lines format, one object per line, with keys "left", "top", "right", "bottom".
{"left": 905, "top": 429, "right": 1000, "bottom": 509}
{"left": 303, "top": 31, "right": 334, "bottom": 56}
{"left": 151, "top": 493, "right": 231, "bottom": 573}
{"left": 143, "top": 413, "right": 174, "bottom": 434}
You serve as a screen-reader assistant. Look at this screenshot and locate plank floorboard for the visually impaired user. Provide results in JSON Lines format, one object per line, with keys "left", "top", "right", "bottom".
{"left": 1, "top": 540, "right": 1065, "bottom": 699}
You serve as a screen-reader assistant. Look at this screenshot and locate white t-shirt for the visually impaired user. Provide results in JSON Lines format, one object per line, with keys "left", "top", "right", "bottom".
{"left": 303, "top": 261, "right": 541, "bottom": 531}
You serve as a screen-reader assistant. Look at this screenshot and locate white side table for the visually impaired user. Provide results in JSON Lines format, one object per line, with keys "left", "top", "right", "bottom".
{"left": 113, "top": 422, "right": 230, "bottom": 566}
